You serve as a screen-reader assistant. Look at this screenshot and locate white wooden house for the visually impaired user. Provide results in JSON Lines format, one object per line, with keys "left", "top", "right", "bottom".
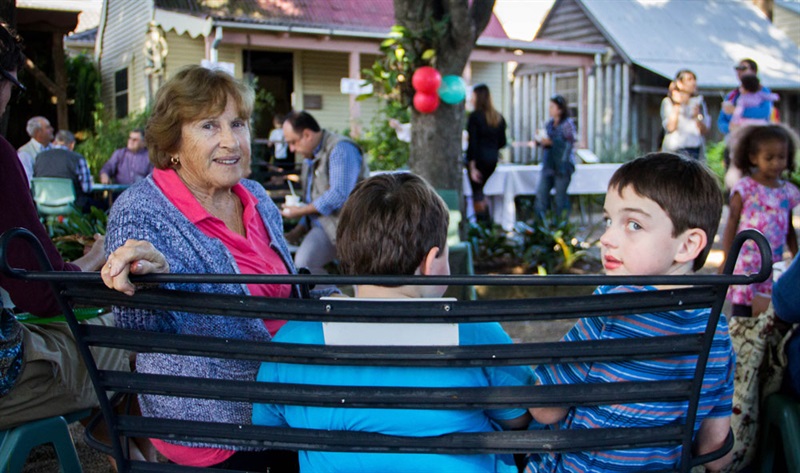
{"left": 511, "top": 0, "right": 800, "bottom": 163}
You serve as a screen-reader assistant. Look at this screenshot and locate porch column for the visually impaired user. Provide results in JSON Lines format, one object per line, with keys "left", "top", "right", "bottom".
{"left": 512, "top": 76, "right": 522, "bottom": 163}
{"left": 348, "top": 51, "right": 361, "bottom": 137}
{"left": 52, "top": 32, "right": 69, "bottom": 130}
{"left": 612, "top": 63, "right": 622, "bottom": 151}
{"left": 578, "top": 65, "right": 586, "bottom": 148}
{"left": 621, "top": 63, "right": 631, "bottom": 152}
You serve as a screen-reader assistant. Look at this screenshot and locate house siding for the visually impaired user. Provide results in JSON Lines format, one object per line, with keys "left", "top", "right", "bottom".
{"left": 293, "top": 51, "right": 383, "bottom": 135}
{"left": 774, "top": 5, "right": 800, "bottom": 47}
{"left": 162, "top": 31, "right": 205, "bottom": 82}
{"left": 537, "top": 0, "right": 607, "bottom": 44}
{"left": 99, "top": 0, "right": 153, "bottom": 119}
{"left": 298, "top": 50, "right": 361, "bottom": 134}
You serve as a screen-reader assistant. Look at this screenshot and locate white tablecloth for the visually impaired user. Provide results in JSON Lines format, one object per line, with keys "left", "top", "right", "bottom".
{"left": 465, "top": 163, "right": 623, "bottom": 230}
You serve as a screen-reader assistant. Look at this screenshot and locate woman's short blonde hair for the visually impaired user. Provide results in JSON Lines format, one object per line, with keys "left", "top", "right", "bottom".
{"left": 146, "top": 65, "right": 255, "bottom": 169}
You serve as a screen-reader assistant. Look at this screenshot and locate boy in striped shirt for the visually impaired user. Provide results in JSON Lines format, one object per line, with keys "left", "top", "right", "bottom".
{"left": 527, "top": 153, "right": 734, "bottom": 472}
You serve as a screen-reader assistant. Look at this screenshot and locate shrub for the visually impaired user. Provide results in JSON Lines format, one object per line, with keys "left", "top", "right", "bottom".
{"left": 50, "top": 207, "right": 107, "bottom": 261}
{"left": 351, "top": 102, "right": 410, "bottom": 171}
{"left": 705, "top": 141, "right": 726, "bottom": 185}
{"left": 75, "top": 108, "right": 149, "bottom": 180}
{"left": 514, "top": 215, "right": 588, "bottom": 274}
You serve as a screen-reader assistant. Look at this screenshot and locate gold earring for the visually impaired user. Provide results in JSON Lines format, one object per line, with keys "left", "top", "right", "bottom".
{"left": 170, "top": 155, "right": 180, "bottom": 166}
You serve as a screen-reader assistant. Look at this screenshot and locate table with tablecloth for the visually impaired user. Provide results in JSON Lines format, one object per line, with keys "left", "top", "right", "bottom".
{"left": 464, "top": 163, "right": 623, "bottom": 230}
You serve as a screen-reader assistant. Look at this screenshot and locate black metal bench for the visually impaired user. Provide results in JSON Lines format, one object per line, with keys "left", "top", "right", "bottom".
{"left": 0, "top": 228, "right": 772, "bottom": 473}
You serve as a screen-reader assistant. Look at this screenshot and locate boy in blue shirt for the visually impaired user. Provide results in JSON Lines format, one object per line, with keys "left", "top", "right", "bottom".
{"left": 527, "top": 153, "right": 734, "bottom": 472}
{"left": 253, "top": 173, "right": 533, "bottom": 472}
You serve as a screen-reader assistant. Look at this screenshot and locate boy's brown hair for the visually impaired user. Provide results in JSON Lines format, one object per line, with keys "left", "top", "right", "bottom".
{"left": 608, "top": 153, "right": 723, "bottom": 271}
{"left": 337, "top": 173, "right": 448, "bottom": 276}
{"left": 732, "top": 123, "right": 798, "bottom": 177}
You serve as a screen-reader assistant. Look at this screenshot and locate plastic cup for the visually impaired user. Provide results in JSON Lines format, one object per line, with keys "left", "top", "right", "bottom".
{"left": 285, "top": 194, "right": 300, "bottom": 207}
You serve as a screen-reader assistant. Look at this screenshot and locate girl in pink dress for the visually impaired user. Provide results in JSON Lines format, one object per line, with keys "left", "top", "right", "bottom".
{"left": 720, "top": 124, "right": 800, "bottom": 317}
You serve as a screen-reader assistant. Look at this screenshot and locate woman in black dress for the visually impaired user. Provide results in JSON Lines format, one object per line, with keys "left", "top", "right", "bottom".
{"left": 467, "top": 84, "right": 506, "bottom": 222}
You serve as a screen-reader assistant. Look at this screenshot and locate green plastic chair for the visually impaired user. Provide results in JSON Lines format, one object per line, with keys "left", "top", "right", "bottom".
{"left": 435, "top": 189, "right": 463, "bottom": 247}
{"left": 759, "top": 392, "right": 800, "bottom": 472}
{"left": 30, "top": 178, "right": 76, "bottom": 217}
{"left": 0, "top": 409, "right": 89, "bottom": 473}
{"left": 436, "top": 189, "right": 476, "bottom": 301}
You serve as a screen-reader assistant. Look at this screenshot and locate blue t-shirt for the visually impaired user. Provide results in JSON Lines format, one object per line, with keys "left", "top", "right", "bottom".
{"left": 527, "top": 285, "right": 735, "bottom": 472}
{"left": 253, "top": 320, "right": 533, "bottom": 472}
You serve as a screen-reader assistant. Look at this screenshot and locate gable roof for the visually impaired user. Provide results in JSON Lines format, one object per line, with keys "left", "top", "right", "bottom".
{"left": 154, "top": 0, "right": 509, "bottom": 39}
{"left": 541, "top": 0, "right": 800, "bottom": 90}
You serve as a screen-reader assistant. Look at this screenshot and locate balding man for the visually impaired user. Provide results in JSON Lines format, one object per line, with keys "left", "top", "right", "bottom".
{"left": 17, "top": 115, "right": 53, "bottom": 183}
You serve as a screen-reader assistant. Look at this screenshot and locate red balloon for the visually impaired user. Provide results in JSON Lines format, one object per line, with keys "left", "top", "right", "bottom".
{"left": 411, "top": 66, "right": 442, "bottom": 94}
{"left": 413, "top": 92, "right": 440, "bottom": 114}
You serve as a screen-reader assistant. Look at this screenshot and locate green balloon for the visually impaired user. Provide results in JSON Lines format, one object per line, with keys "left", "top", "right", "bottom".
{"left": 438, "top": 75, "right": 466, "bottom": 104}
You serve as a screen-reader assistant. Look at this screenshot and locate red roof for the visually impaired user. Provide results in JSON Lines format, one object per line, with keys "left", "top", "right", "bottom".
{"left": 155, "top": 0, "right": 508, "bottom": 39}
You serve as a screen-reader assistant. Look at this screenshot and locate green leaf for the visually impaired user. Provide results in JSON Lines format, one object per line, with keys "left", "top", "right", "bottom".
{"left": 381, "top": 38, "right": 397, "bottom": 48}
{"left": 421, "top": 49, "right": 436, "bottom": 60}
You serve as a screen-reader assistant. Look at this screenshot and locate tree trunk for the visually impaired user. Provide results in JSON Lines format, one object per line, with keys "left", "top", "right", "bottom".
{"left": 394, "top": 0, "right": 495, "bottom": 191}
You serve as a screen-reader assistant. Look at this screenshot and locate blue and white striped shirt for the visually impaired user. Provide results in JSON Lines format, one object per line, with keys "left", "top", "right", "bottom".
{"left": 527, "top": 285, "right": 735, "bottom": 472}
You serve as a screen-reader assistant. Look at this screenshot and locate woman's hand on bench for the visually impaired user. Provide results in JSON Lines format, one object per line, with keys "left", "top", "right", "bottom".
{"left": 102, "top": 239, "right": 170, "bottom": 296}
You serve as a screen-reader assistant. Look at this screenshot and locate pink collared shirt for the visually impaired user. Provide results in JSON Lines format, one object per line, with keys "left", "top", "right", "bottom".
{"left": 150, "top": 168, "right": 291, "bottom": 467}
{"left": 153, "top": 168, "right": 291, "bottom": 334}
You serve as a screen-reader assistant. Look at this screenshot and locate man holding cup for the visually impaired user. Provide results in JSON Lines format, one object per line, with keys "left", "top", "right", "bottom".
{"left": 280, "top": 111, "right": 369, "bottom": 274}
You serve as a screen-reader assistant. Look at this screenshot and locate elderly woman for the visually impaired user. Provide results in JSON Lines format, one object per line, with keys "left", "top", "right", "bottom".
{"left": 101, "top": 66, "right": 299, "bottom": 472}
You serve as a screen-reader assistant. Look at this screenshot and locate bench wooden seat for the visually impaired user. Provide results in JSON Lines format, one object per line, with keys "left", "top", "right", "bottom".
{"left": 0, "top": 228, "right": 771, "bottom": 473}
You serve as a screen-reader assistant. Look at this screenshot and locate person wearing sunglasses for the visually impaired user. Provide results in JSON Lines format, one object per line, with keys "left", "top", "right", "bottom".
{"left": 718, "top": 59, "right": 776, "bottom": 136}
{"left": 718, "top": 59, "right": 778, "bottom": 191}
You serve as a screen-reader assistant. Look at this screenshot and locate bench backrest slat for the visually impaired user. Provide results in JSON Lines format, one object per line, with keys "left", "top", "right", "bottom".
{"left": 0, "top": 228, "right": 771, "bottom": 473}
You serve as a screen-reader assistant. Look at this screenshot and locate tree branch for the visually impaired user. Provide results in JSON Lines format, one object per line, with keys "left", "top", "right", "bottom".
{"left": 446, "top": 0, "right": 473, "bottom": 44}
{"left": 469, "top": 0, "right": 496, "bottom": 42}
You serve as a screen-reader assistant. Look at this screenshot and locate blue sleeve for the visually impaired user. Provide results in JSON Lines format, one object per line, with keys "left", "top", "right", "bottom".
{"left": 717, "top": 110, "right": 732, "bottom": 135}
{"left": 252, "top": 362, "right": 289, "bottom": 427}
{"left": 312, "top": 141, "right": 362, "bottom": 216}
{"left": 774, "top": 255, "right": 800, "bottom": 322}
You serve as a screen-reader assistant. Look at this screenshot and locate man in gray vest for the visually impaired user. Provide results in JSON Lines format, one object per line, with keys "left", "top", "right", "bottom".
{"left": 281, "top": 111, "right": 369, "bottom": 274}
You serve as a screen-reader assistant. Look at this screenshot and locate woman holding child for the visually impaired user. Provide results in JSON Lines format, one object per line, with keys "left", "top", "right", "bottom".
{"left": 101, "top": 66, "right": 299, "bottom": 471}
